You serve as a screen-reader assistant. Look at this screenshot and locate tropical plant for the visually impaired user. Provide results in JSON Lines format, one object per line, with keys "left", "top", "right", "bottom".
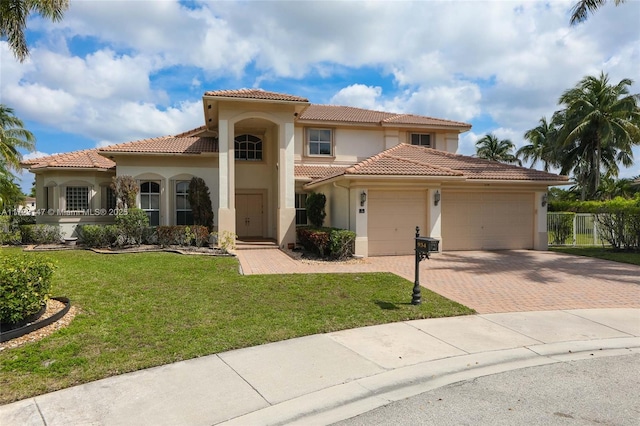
{"left": 475, "top": 134, "right": 521, "bottom": 165}
{"left": 0, "top": 105, "right": 35, "bottom": 171}
{"left": 0, "top": 162, "right": 25, "bottom": 209}
{"left": 570, "top": 0, "right": 627, "bottom": 25}
{"left": 554, "top": 72, "right": 640, "bottom": 200}
{"left": 305, "top": 192, "right": 326, "bottom": 228}
{"left": 0, "top": 0, "right": 69, "bottom": 62}
{"left": 187, "top": 177, "right": 214, "bottom": 230}
{"left": 518, "top": 117, "right": 560, "bottom": 171}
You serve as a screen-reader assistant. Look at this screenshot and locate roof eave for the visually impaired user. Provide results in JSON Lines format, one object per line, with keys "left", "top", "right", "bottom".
{"left": 467, "top": 179, "right": 572, "bottom": 186}
{"left": 303, "top": 173, "right": 466, "bottom": 189}
{"left": 203, "top": 95, "right": 310, "bottom": 106}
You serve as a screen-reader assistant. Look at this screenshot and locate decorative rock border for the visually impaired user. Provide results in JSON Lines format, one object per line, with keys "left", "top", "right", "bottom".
{"left": 0, "top": 297, "right": 71, "bottom": 343}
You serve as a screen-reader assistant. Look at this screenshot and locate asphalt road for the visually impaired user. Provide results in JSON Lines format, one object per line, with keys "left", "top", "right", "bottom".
{"left": 333, "top": 353, "right": 640, "bottom": 426}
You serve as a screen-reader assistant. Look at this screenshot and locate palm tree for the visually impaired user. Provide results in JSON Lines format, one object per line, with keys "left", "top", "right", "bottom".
{"left": 0, "top": 0, "right": 69, "bottom": 62}
{"left": 475, "top": 134, "right": 521, "bottom": 165}
{"left": 0, "top": 104, "right": 35, "bottom": 171}
{"left": 518, "top": 116, "right": 560, "bottom": 172}
{"left": 555, "top": 72, "right": 640, "bottom": 199}
{"left": 570, "top": 0, "right": 627, "bottom": 25}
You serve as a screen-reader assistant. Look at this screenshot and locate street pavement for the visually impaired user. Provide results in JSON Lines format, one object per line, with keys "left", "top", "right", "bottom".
{"left": 333, "top": 353, "right": 640, "bottom": 426}
{"left": 1, "top": 308, "right": 638, "bottom": 425}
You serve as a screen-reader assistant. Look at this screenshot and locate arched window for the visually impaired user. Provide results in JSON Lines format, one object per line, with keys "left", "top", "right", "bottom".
{"left": 235, "top": 134, "right": 263, "bottom": 161}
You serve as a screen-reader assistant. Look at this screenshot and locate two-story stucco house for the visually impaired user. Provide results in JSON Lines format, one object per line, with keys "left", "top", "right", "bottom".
{"left": 22, "top": 89, "right": 568, "bottom": 256}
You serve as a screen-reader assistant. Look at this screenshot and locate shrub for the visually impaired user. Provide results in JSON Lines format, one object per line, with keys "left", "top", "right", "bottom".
{"left": 188, "top": 177, "right": 214, "bottom": 231}
{"left": 0, "top": 254, "right": 55, "bottom": 324}
{"left": 114, "top": 208, "right": 149, "bottom": 246}
{"left": 328, "top": 229, "right": 356, "bottom": 260}
{"left": 157, "top": 225, "right": 208, "bottom": 247}
{"left": 297, "top": 226, "right": 355, "bottom": 259}
{"left": 0, "top": 216, "right": 21, "bottom": 245}
{"left": 306, "top": 193, "right": 326, "bottom": 228}
{"left": 549, "top": 213, "right": 574, "bottom": 245}
{"left": 19, "top": 224, "right": 62, "bottom": 244}
{"left": 212, "top": 230, "right": 236, "bottom": 252}
{"left": 78, "top": 225, "right": 120, "bottom": 247}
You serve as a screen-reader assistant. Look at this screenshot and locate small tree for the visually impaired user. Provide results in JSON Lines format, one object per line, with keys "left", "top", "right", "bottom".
{"left": 111, "top": 175, "right": 138, "bottom": 208}
{"left": 187, "top": 177, "right": 214, "bottom": 231}
{"left": 306, "top": 192, "right": 326, "bottom": 228}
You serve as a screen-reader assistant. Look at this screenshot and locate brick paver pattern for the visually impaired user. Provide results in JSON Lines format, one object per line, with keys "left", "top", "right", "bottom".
{"left": 235, "top": 249, "right": 640, "bottom": 314}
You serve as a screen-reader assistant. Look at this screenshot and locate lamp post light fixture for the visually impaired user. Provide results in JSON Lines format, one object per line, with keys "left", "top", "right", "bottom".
{"left": 360, "top": 191, "right": 367, "bottom": 206}
{"left": 434, "top": 190, "right": 441, "bottom": 206}
{"left": 541, "top": 193, "right": 548, "bottom": 207}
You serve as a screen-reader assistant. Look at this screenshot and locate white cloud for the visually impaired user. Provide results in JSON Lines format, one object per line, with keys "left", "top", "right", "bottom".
{"left": 330, "top": 85, "right": 383, "bottom": 110}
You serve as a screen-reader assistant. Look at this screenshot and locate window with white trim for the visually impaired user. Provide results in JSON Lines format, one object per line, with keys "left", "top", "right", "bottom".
{"left": 235, "top": 134, "right": 263, "bottom": 161}
{"left": 295, "top": 193, "right": 308, "bottom": 226}
{"left": 106, "top": 187, "right": 117, "bottom": 210}
{"left": 175, "top": 181, "right": 194, "bottom": 225}
{"left": 307, "top": 128, "right": 332, "bottom": 156}
{"left": 65, "top": 186, "right": 89, "bottom": 211}
{"left": 410, "top": 133, "right": 431, "bottom": 147}
{"left": 140, "top": 181, "right": 160, "bottom": 226}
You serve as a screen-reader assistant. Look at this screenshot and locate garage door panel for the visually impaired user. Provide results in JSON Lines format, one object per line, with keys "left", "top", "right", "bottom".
{"left": 368, "top": 190, "right": 427, "bottom": 256}
{"left": 443, "top": 192, "right": 533, "bottom": 251}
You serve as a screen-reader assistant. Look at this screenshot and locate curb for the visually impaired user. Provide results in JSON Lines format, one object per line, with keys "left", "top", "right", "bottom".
{"left": 220, "top": 338, "right": 640, "bottom": 425}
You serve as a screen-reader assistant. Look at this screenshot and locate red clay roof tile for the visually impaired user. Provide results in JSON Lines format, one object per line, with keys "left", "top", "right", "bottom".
{"left": 204, "top": 89, "right": 309, "bottom": 102}
{"left": 98, "top": 136, "right": 218, "bottom": 154}
{"left": 21, "top": 149, "right": 116, "bottom": 170}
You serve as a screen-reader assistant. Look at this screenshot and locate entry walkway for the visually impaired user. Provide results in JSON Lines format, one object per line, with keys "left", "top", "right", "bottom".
{"left": 236, "top": 249, "right": 640, "bottom": 313}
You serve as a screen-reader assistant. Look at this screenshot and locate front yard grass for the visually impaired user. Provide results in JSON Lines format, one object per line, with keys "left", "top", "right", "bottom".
{"left": 0, "top": 248, "right": 473, "bottom": 404}
{"left": 551, "top": 246, "right": 640, "bottom": 266}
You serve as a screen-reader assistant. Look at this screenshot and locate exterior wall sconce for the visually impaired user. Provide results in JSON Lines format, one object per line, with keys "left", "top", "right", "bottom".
{"left": 360, "top": 191, "right": 367, "bottom": 206}
{"left": 434, "top": 190, "right": 441, "bottom": 206}
{"left": 541, "top": 193, "right": 548, "bottom": 207}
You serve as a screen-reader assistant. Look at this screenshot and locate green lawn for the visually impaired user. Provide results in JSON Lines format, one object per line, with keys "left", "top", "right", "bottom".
{"left": 0, "top": 247, "right": 473, "bottom": 404}
{"left": 551, "top": 246, "right": 640, "bottom": 266}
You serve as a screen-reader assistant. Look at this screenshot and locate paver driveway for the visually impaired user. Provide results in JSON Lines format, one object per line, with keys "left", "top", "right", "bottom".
{"left": 236, "top": 249, "right": 640, "bottom": 314}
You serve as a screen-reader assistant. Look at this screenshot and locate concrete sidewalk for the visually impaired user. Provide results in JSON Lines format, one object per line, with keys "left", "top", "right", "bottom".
{"left": 2, "top": 308, "right": 639, "bottom": 426}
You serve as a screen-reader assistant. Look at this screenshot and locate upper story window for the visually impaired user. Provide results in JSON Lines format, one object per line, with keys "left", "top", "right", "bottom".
{"left": 140, "top": 181, "right": 160, "bottom": 226}
{"left": 307, "top": 128, "right": 333, "bottom": 156}
{"left": 235, "top": 134, "right": 263, "bottom": 161}
{"left": 66, "top": 186, "right": 89, "bottom": 211}
{"left": 410, "top": 133, "right": 432, "bottom": 147}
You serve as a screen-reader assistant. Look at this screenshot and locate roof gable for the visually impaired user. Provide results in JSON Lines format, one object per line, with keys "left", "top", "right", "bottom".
{"left": 204, "top": 89, "right": 309, "bottom": 103}
{"left": 21, "top": 149, "right": 115, "bottom": 170}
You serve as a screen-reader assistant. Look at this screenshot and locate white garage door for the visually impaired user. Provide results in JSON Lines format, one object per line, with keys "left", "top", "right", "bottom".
{"left": 442, "top": 192, "right": 534, "bottom": 251}
{"left": 368, "top": 190, "right": 427, "bottom": 256}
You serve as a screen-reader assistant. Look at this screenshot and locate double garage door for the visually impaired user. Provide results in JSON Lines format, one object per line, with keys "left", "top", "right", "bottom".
{"left": 367, "top": 190, "right": 534, "bottom": 255}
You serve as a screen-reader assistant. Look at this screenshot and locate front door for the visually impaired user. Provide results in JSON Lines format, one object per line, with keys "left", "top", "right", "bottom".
{"left": 236, "top": 194, "right": 264, "bottom": 238}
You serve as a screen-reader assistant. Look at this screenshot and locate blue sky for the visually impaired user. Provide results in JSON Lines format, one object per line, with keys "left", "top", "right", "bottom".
{"left": 2, "top": 0, "right": 639, "bottom": 192}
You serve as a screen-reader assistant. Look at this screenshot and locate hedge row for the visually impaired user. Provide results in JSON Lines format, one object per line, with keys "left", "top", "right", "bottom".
{"left": 157, "top": 225, "right": 209, "bottom": 247}
{"left": 296, "top": 227, "right": 356, "bottom": 260}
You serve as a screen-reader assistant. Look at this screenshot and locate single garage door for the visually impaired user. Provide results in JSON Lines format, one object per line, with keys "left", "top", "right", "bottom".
{"left": 368, "top": 190, "right": 427, "bottom": 256}
{"left": 442, "top": 192, "right": 534, "bottom": 250}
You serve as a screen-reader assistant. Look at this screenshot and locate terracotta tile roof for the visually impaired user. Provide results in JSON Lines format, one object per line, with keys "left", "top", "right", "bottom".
{"left": 98, "top": 136, "right": 218, "bottom": 154}
{"left": 294, "top": 165, "right": 350, "bottom": 180}
{"left": 306, "top": 144, "right": 568, "bottom": 186}
{"left": 203, "top": 89, "right": 309, "bottom": 103}
{"left": 297, "top": 105, "right": 471, "bottom": 129}
{"left": 21, "top": 149, "right": 115, "bottom": 170}
{"left": 173, "top": 126, "right": 208, "bottom": 137}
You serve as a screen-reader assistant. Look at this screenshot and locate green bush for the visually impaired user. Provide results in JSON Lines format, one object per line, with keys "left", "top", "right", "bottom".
{"left": 188, "top": 177, "right": 214, "bottom": 231}
{"left": 328, "top": 229, "right": 356, "bottom": 260}
{"left": 114, "top": 208, "right": 149, "bottom": 246}
{"left": 549, "top": 213, "right": 574, "bottom": 245}
{"left": 306, "top": 193, "right": 326, "bottom": 228}
{"left": 157, "top": 225, "right": 208, "bottom": 247}
{"left": 0, "top": 254, "right": 55, "bottom": 324}
{"left": 19, "top": 224, "right": 62, "bottom": 244}
{"left": 78, "top": 225, "right": 120, "bottom": 248}
{"left": 297, "top": 226, "right": 355, "bottom": 259}
{"left": 0, "top": 216, "right": 21, "bottom": 245}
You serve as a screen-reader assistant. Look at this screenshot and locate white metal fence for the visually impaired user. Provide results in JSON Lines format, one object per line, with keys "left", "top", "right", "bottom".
{"left": 547, "top": 212, "right": 605, "bottom": 246}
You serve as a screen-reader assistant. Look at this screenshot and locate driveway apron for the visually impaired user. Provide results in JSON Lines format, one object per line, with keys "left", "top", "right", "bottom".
{"left": 236, "top": 249, "right": 640, "bottom": 313}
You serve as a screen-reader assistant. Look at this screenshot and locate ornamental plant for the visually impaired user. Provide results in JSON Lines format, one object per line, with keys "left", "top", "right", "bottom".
{"left": 187, "top": 177, "right": 214, "bottom": 231}
{"left": 306, "top": 192, "right": 326, "bottom": 228}
{"left": 0, "top": 254, "right": 55, "bottom": 324}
